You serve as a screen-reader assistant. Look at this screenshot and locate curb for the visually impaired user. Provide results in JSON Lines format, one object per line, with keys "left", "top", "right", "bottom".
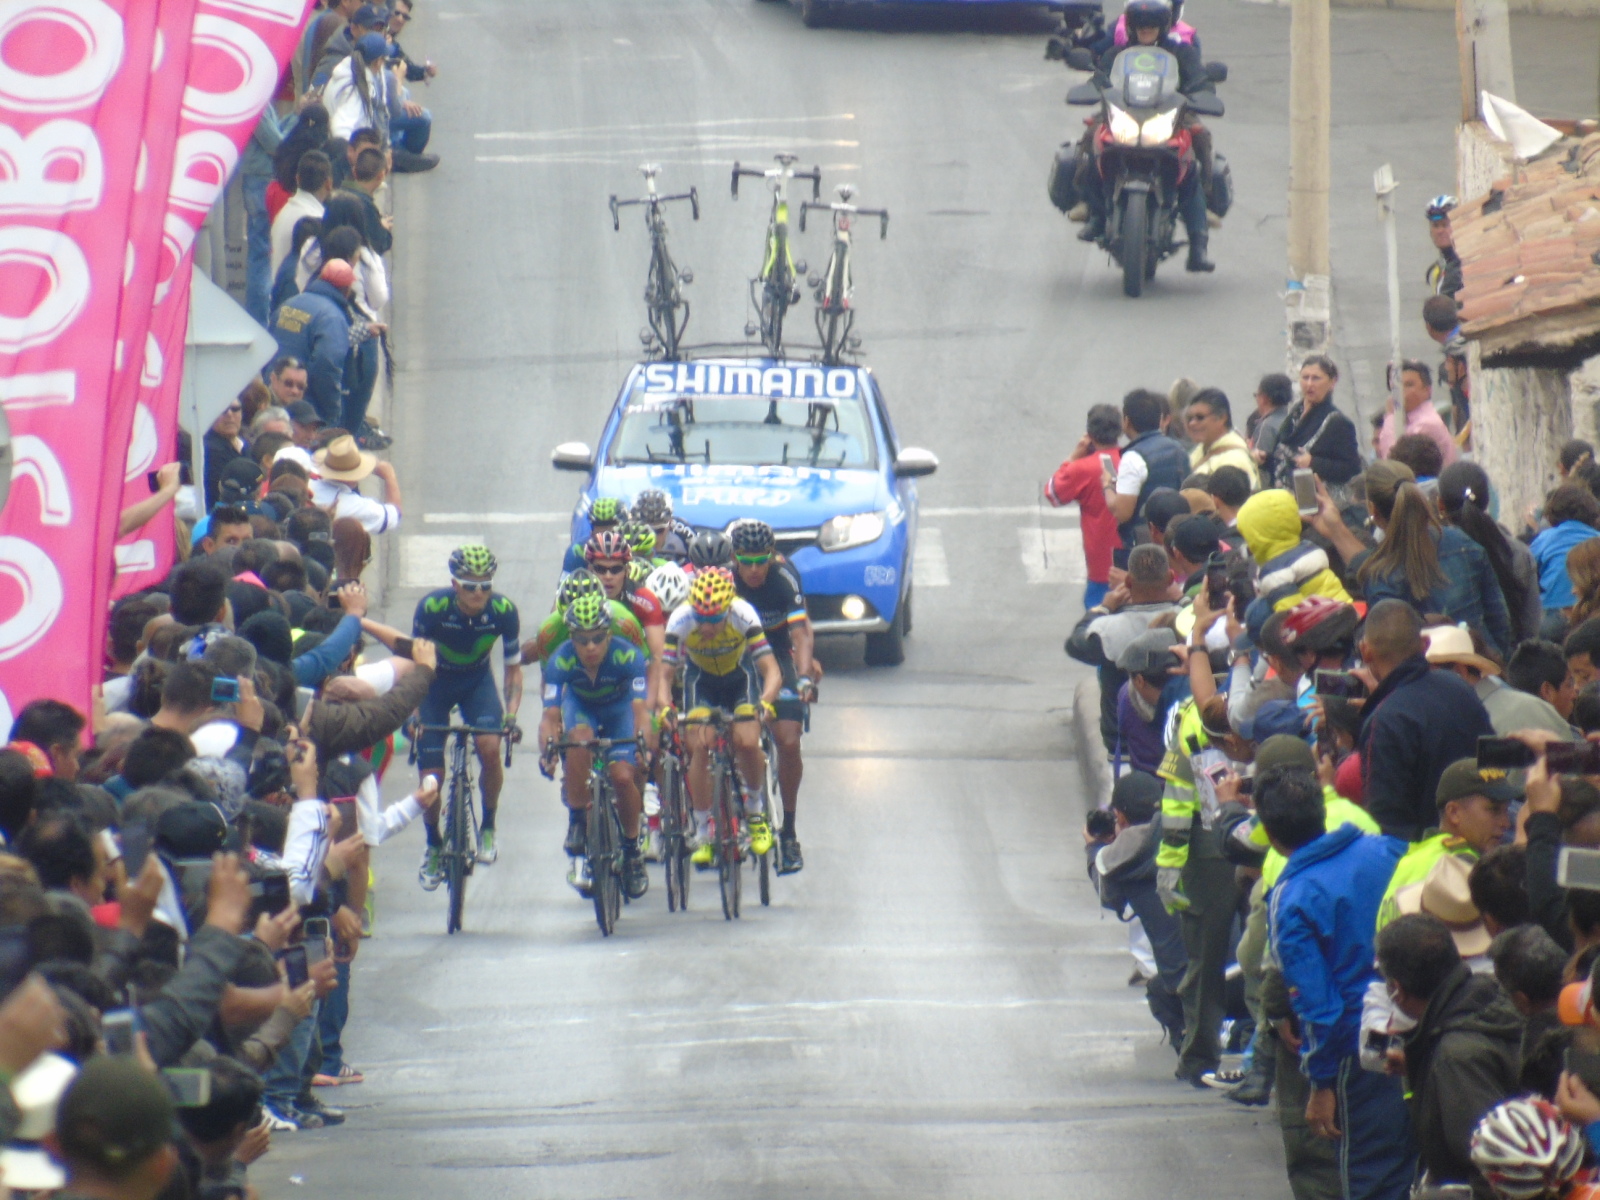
{"left": 1073, "top": 675, "right": 1114, "bottom": 811}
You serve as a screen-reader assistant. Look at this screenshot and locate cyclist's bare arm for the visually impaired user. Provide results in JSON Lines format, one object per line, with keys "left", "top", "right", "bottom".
{"left": 503, "top": 661, "right": 523, "bottom": 722}
{"left": 755, "top": 652, "right": 782, "bottom": 707}
{"left": 790, "top": 617, "right": 817, "bottom": 686}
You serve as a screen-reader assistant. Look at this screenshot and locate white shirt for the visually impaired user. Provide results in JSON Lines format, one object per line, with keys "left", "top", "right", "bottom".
{"left": 1114, "top": 449, "right": 1150, "bottom": 497}
{"left": 309, "top": 477, "right": 401, "bottom": 535}
{"left": 353, "top": 774, "right": 424, "bottom": 847}
{"left": 270, "top": 190, "right": 324, "bottom": 276}
{"left": 323, "top": 56, "right": 382, "bottom": 140}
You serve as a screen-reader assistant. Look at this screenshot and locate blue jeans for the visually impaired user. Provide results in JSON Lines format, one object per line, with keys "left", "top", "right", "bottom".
{"left": 1083, "top": 581, "right": 1109, "bottom": 609}
{"left": 1335, "top": 1056, "right": 1415, "bottom": 1200}
{"left": 390, "top": 109, "right": 432, "bottom": 154}
{"left": 317, "top": 959, "right": 351, "bottom": 1075}
{"left": 341, "top": 337, "right": 379, "bottom": 434}
{"left": 262, "top": 1004, "right": 319, "bottom": 1115}
{"left": 243, "top": 173, "right": 273, "bottom": 325}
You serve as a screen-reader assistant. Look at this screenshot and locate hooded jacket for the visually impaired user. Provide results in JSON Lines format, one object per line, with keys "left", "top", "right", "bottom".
{"left": 1400, "top": 965, "right": 1523, "bottom": 1193}
{"left": 271, "top": 278, "right": 352, "bottom": 423}
{"left": 1236, "top": 489, "right": 1352, "bottom": 639}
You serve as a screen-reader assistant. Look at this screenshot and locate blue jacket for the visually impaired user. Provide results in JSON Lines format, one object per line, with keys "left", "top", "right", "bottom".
{"left": 1357, "top": 526, "right": 1513, "bottom": 658}
{"left": 270, "top": 279, "right": 351, "bottom": 422}
{"left": 1530, "top": 520, "right": 1600, "bottom": 609}
{"left": 291, "top": 614, "right": 362, "bottom": 689}
{"left": 1270, "top": 824, "right": 1405, "bottom": 1086}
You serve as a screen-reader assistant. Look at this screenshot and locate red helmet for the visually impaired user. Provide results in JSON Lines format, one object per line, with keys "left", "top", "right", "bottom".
{"left": 1280, "top": 596, "right": 1359, "bottom": 653}
{"left": 583, "top": 530, "right": 631, "bottom": 564}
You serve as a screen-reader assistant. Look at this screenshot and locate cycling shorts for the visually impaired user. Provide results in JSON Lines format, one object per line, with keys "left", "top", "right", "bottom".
{"left": 771, "top": 652, "right": 806, "bottom": 725}
{"left": 416, "top": 669, "right": 502, "bottom": 770}
{"left": 560, "top": 693, "right": 638, "bottom": 764}
{"left": 683, "top": 659, "right": 758, "bottom": 716}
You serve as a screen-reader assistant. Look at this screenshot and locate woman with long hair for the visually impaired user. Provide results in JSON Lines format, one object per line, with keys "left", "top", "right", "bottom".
{"left": 1567, "top": 539, "right": 1600, "bottom": 629}
{"left": 330, "top": 517, "right": 372, "bottom": 587}
{"left": 1355, "top": 461, "right": 1512, "bottom": 656}
{"left": 269, "top": 102, "right": 330, "bottom": 214}
{"left": 1438, "top": 460, "right": 1543, "bottom": 646}
{"left": 324, "top": 36, "right": 390, "bottom": 141}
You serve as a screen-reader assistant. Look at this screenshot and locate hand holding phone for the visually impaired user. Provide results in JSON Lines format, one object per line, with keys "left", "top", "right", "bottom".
{"left": 211, "top": 676, "right": 241, "bottom": 704}
{"left": 277, "top": 945, "right": 310, "bottom": 990}
{"left": 1293, "top": 468, "right": 1319, "bottom": 517}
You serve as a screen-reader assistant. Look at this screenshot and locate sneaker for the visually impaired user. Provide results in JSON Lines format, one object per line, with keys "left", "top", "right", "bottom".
{"left": 643, "top": 782, "right": 661, "bottom": 816}
{"left": 477, "top": 828, "right": 497, "bottom": 865}
{"left": 263, "top": 1106, "right": 300, "bottom": 1133}
{"left": 311, "top": 1064, "right": 364, "bottom": 1087}
{"left": 563, "top": 815, "right": 587, "bottom": 857}
{"left": 747, "top": 814, "right": 773, "bottom": 857}
{"left": 295, "top": 1096, "right": 345, "bottom": 1126}
{"left": 623, "top": 851, "right": 649, "bottom": 900}
{"left": 778, "top": 832, "right": 803, "bottom": 875}
{"left": 1226, "top": 1081, "right": 1272, "bottom": 1106}
{"left": 638, "top": 825, "right": 657, "bottom": 863}
{"left": 1201, "top": 1068, "right": 1247, "bottom": 1090}
{"left": 418, "top": 844, "right": 442, "bottom": 891}
{"left": 567, "top": 856, "right": 593, "bottom": 896}
{"left": 690, "top": 834, "right": 714, "bottom": 870}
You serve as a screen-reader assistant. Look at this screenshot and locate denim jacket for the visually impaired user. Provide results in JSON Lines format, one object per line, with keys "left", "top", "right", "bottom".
{"left": 1356, "top": 526, "right": 1512, "bottom": 658}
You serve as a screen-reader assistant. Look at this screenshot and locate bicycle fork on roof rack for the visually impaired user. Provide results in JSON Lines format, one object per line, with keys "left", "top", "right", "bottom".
{"left": 609, "top": 164, "right": 700, "bottom": 361}
{"left": 732, "top": 153, "right": 821, "bottom": 358}
{"left": 799, "top": 184, "right": 889, "bottom": 367}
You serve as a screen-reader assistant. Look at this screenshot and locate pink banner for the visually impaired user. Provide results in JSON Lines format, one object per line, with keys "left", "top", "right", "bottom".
{"left": 115, "top": 0, "right": 316, "bottom": 597}
{"left": 0, "top": 0, "right": 163, "bottom": 728}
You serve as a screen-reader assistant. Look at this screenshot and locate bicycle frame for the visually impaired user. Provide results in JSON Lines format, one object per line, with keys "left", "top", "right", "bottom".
{"left": 799, "top": 185, "right": 888, "bottom": 365}
{"left": 412, "top": 721, "right": 510, "bottom": 935}
{"left": 732, "top": 154, "right": 821, "bottom": 357}
{"left": 682, "top": 708, "right": 762, "bottom": 921}
{"left": 549, "top": 735, "right": 640, "bottom": 937}
{"left": 609, "top": 164, "right": 699, "bottom": 360}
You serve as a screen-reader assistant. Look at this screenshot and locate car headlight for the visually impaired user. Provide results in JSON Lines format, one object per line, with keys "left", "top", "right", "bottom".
{"left": 1108, "top": 104, "right": 1141, "bottom": 146}
{"left": 1140, "top": 109, "right": 1178, "bottom": 146}
{"left": 818, "top": 511, "right": 885, "bottom": 552}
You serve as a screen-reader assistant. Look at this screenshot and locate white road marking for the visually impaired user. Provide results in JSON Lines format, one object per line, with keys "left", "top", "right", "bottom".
{"left": 423, "top": 512, "right": 569, "bottom": 524}
{"left": 923, "top": 505, "right": 1078, "bottom": 519}
{"left": 914, "top": 527, "right": 950, "bottom": 588}
{"left": 1017, "top": 526, "right": 1086, "bottom": 585}
{"left": 475, "top": 114, "right": 856, "bottom": 142}
{"left": 401, "top": 535, "right": 480, "bottom": 588}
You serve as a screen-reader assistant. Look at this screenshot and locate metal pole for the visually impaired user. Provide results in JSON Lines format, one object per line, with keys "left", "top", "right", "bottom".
{"left": 1374, "top": 164, "right": 1404, "bottom": 425}
{"left": 1286, "top": 0, "right": 1332, "bottom": 374}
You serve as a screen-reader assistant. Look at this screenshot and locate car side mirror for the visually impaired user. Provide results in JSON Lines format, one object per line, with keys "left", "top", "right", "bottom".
{"left": 893, "top": 447, "right": 939, "bottom": 479}
{"left": 1066, "top": 82, "right": 1102, "bottom": 105}
{"left": 1064, "top": 46, "right": 1096, "bottom": 71}
{"left": 1187, "top": 92, "right": 1225, "bottom": 118}
{"left": 550, "top": 442, "right": 594, "bottom": 472}
{"left": 1205, "top": 61, "right": 1228, "bottom": 83}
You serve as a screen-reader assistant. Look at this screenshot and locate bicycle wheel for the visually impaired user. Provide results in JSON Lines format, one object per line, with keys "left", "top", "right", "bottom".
{"left": 648, "top": 241, "right": 686, "bottom": 358}
{"left": 819, "top": 250, "right": 848, "bottom": 363}
{"left": 444, "top": 741, "right": 469, "bottom": 934}
{"left": 716, "top": 760, "right": 742, "bottom": 921}
{"left": 660, "top": 754, "right": 686, "bottom": 913}
{"left": 588, "top": 778, "right": 620, "bottom": 937}
{"left": 758, "top": 732, "right": 778, "bottom": 908}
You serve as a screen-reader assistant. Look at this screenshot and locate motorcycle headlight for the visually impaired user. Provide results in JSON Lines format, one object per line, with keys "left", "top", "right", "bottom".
{"left": 818, "top": 511, "right": 885, "bottom": 552}
{"left": 1107, "top": 104, "right": 1141, "bottom": 146}
{"left": 1140, "top": 109, "right": 1178, "bottom": 146}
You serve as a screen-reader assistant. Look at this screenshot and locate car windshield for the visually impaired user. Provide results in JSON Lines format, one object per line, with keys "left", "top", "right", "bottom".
{"left": 608, "top": 391, "right": 877, "bottom": 469}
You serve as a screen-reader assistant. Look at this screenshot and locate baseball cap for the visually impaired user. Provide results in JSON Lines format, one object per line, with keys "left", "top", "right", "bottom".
{"left": 286, "top": 400, "right": 323, "bottom": 427}
{"left": 319, "top": 259, "right": 355, "bottom": 291}
{"left": 1252, "top": 699, "right": 1310, "bottom": 743}
{"left": 1144, "top": 489, "right": 1191, "bottom": 536}
{"left": 154, "top": 801, "right": 228, "bottom": 858}
{"left": 354, "top": 31, "right": 389, "bottom": 61}
{"left": 55, "top": 1055, "right": 175, "bottom": 1178}
{"left": 1255, "top": 733, "right": 1317, "bottom": 773}
{"left": 1168, "top": 514, "right": 1222, "bottom": 565}
{"left": 1116, "top": 628, "right": 1179, "bottom": 677}
{"left": 1435, "top": 757, "right": 1516, "bottom": 809}
{"left": 352, "top": 3, "right": 388, "bottom": 26}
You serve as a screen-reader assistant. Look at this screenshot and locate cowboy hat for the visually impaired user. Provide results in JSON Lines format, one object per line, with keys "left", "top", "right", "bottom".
{"left": 1424, "top": 623, "right": 1501, "bottom": 676}
{"left": 1395, "top": 853, "right": 1491, "bottom": 958}
{"left": 313, "top": 434, "right": 377, "bottom": 483}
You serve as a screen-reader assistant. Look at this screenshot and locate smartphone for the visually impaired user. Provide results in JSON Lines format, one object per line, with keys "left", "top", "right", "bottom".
{"left": 120, "top": 822, "right": 152, "bottom": 878}
{"left": 277, "top": 945, "right": 310, "bottom": 989}
{"left": 1098, "top": 453, "right": 1114, "bottom": 477}
{"left": 1477, "top": 735, "right": 1538, "bottom": 771}
{"left": 1315, "top": 670, "right": 1368, "bottom": 699}
{"left": 1203, "top": 763, "right": 1230, "bottom": 789}
{"left": 1546, "top": 741, "right": 1600, "bottom": 775}
{"left": 161, "top": 1068, "right": 212, "bottom": 1108}
{"left": 1205, "top": 552, "right": 1230, "bottom": 611}
{"left": 1236, "top": 776, "right": 1253, "bottom": 797}
{"left": 99, "top": 827, "right": 122, "bottom": 867}
{"left": 250, "top": 872, "right": 291, "bottom": 918}
{"left": 391, "top": 636, "right": 415, "bottom": 660}
{"left": 146, "top": 470, "right": 162, "bottom": 493}
{"left": 1363, "top": 1028, "right": 1389, "bottom": 1053}
{"left": 1559, "top": 847, "right": 1600, "bottom": 893}
{"left": 1292, "top": 468, "right": 1318, "bottom": 516}
{"left": 211, "top": 676, "right": 241, "bottom": 704}
{"left": 103, "top": 1008, "right": 138, "bottom": 1056}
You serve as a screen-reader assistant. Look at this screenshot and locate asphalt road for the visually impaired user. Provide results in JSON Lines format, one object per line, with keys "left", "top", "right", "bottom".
{"left": 264, "top": 1, "right": 1598, "bottom": 1195}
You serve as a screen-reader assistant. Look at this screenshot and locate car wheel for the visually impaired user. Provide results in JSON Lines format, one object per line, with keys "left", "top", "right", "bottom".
{"left": 901, "top": 581, "right": 913, "bottom": 635}
{"left": 864, "top": 587, "right": 907, "bottom": 667}
{"left": 799, "top": 0, "right": 832, "bottom": 26}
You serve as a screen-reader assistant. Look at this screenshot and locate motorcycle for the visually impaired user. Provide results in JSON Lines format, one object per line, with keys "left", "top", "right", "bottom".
{"left": 1054, "top": 45, "right": 1226, "bottom": 298}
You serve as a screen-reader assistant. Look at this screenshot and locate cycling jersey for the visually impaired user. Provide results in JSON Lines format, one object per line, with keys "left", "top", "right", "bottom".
{"left": 621, "top": 583, "right": 666, "bottom": 630}
{"left": 543, "top": 638, "right": 648, "bottom": 766}
{"left": 413, "top": 589, "right": 521, "bottom": 674}
{"left": 733, "top": 555, "right": 807, "bottom": 659}
{"left": 662, "top": 599, "right": 771, "bottom": 676}
{"left": 528, "top": 601, "right": 644, "bottom": 667}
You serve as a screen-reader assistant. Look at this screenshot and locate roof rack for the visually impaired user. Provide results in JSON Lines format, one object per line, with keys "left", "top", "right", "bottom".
{"left": 649, "top": 340, "right": 863, "bottom": 365}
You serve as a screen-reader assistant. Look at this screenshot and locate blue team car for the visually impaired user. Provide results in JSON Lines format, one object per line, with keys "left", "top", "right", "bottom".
{"left": 550, "top": 357, "right": 938, "bottom": 666}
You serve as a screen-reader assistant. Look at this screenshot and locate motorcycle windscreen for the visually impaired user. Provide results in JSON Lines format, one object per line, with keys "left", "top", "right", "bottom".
{"left": 1110, "top": 46, "right": 1177, "bottom": 109}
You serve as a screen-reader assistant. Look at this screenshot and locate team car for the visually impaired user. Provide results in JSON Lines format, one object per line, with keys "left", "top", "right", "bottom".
{"left": 550, "top": 357, "right": 937, "bottom": 666}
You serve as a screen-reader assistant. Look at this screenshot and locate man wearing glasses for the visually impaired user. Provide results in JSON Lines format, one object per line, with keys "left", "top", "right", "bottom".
{"left": 728, "top": 519, "right": 817, "bottom": 875}
{"left": 583, "top": 530, "right": 669, "bottom": 710}
{"left": 413, "top": 544, "right": 523, "bottom": 885}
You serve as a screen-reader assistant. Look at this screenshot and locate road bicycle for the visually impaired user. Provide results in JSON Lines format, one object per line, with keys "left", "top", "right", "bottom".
{"left": 411, "top": 720, "right": 514, "bottom": 935}
{"left": 609, "top": 164, "right": 699, "bottom": 360}
{"left": 546, "top": 735, "right": 641, "bottom": 937}
{"left": 655, "top": 723, "right": 693, "bottom": 914}
{"left": 731, "top": 154, "right": 821, "bottom": 357}
{"left": 799, "top": 184, "right": 889, "bottom": 366}
{"left": 683, "top": 708, "right": 767, "bottom": 920}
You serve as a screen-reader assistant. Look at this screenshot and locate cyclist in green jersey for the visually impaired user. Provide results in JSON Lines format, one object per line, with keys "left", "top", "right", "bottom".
{"left": 521, "top": 570, "right": 646, "bottom": 667}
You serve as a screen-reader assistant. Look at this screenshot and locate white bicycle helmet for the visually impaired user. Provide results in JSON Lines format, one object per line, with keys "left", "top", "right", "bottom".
{"left": 645, "top": 562, "right": 690, "bottom": 613}
{"left": 1470, "top": 1098, "right": 1585, "bottom": 1200}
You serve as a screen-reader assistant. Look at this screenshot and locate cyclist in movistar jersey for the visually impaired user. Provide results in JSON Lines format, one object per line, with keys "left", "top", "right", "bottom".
{"left": 585, "top": 530, "right": 668, "bottom": 703}
{"left": 662, "top": 568, "right": 782, "bottom": 863}
{"left": 538, "top": 593, "right": 653, "bottom": 899}
{"left": 729, "top": 518, "right": 816, "bottom": 875}
{"left": 560, "top": 496, "right": 628, "bottom": 573}
{"left": 412, "top": 544, "right": 523, "bottom": 885}
{"left": 631, "top": 488, "right": 692, "bottom": 565}
{"left": 521, "top": 569, "right": 646, "bottom": 667}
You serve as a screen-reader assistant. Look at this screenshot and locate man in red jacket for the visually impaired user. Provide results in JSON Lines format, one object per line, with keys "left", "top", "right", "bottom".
{"left": 1045, "top": 404, "right": 1124, "bottom": 607}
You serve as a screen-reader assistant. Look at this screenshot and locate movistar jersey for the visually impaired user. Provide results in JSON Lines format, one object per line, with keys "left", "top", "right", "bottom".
{"left": 542, "top": 638, "right": 649, "bottom": 708}
{"left": 528, "top": 601, "right": 646, "bottom": 667}
{"left": 413, "top": 589, "right": 521, "bottom": 675}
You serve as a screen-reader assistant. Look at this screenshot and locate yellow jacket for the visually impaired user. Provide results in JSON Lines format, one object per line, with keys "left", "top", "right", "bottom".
{"left": 1236, "top": 489, "right": 1353, "bottom": 613}
{"left": 1190, "top": 431, "right": 1260, "bottom": 491}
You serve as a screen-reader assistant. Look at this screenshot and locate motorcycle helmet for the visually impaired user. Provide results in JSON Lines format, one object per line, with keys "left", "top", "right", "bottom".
{"left": 728, "top": 519, "right": 776, "bottom": 558}
{"left": 646, "top": 562, "right": 690, "bottom": 612}
{"left": 1123, "top": 0, "right": 1173, "bottom": 38}
{"left": 688, "top": 530, "right": 733, "bottom": 569}
{"left": 1279, "top": 596, "right": 1359, "bottom": 656}
{"left": 689, "top": 568, "right": 736, "bottom": 618}
{"left": 632, "top": 488, "right": 673, "bottom": 527}
{"left": 1470, "top": 1098, "right": 1585, "bottom": 1200}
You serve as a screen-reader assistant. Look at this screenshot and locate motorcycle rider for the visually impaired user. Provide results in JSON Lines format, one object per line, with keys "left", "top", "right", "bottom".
{"left": 1078, "top": 0, "right": 1217, "bottom": 273}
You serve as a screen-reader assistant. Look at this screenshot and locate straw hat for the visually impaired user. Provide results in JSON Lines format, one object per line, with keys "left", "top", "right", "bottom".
{"left": 313, "top": 434, "right": 377, "bottom": 483}
{"left": 1424, "top": 623, "right": 1501, "bottom": 676}
{"left": 1395, "top": 853, "right": 1491, "bottom": 958}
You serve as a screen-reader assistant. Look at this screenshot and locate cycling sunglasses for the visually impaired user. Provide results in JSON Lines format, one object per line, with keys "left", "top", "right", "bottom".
{"left": 735, "top": 553, "right": 772, "bottom": 566}
{"left": 571, "top": 631, "right": 609, "bottom": 647}
{"left": 453, "top": 578, "right": 493, "bottom": 593}
{"left": 591, "top": 562, "right": 628, "bottom": 576}
{"left": 693, "top": 611, "right": 727, "bottom": 623}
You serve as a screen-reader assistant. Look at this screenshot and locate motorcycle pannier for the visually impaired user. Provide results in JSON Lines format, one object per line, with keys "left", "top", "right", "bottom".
{"left": 1048, "top": 144, "right": 1080, "bottom": 214}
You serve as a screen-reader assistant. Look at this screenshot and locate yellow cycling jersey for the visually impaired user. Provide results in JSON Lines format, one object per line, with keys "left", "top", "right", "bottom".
{"left": 662, "top": 598, "right": 772, "bottom": 675}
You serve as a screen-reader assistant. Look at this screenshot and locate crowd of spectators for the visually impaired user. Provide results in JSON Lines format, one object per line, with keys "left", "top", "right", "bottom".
{"left": 1060, "top": 198, "right": 1600, "bottom": 1200}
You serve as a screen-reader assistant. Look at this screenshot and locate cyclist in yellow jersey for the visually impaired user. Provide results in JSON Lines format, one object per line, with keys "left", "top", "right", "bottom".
{"left": 661, "top": 568, "right": 781, "bottom": 861}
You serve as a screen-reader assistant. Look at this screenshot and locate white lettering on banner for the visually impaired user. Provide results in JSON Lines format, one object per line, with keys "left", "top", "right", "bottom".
{"left": 0, "top": 227, "right": 90, "bottom": 353}
{"left": 154, "top": 208, "right": 196, "bottom": 301}
{"left": 124, "top": 403, "right": 155, "bottom": 478}
{"left": 0, "top": 537, "right": 64, "bottom": 660}
{"left": 0, "top": 0, "right": 124, "bottom": 114}
{"left": 762, "top": 367, "right": 792, "bottom": 397}
{"left": 140, "top": 332, "right": 162, "bottom": 387}
{"left": 113, "top": 541, "right": 154, "bottom": 573}
{"left": 203, "top": 0, "right": 305, "bottom": 23}
{"left": 0, "top": 120, "right": 105, "bottom": 214}
{"left": 639, "top": 363, "right": 859, "bottom": 399}
{"left": 826, "top": 368, "right": 854, "bottom": 398}
{"left": 10, "top": 436, "right": 72, "bottom": 525}
{"left": 723, "top": 366, "right": 762, "bottom": 394}
{"left": 0, "top": 371, "right": 75, "bottom": 410}
{"left": 680, "top": 486, "right": 792, "bottom": 508}
{"left": 675, "top": 363, "right": 705, "bottom": 393}
{"left": 795, "top": 367, "right": 824, "bottom": 397}
{"left": 181, "top": 16, "right": 277, "bottom": 124}
{"left": 167, "top": 128, "right": 237, "bottom": 213}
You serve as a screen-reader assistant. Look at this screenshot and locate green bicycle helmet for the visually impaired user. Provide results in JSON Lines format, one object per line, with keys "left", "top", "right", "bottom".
{"left": 627, "top": 558, "right": 652, "bottom": 585}
{"left": 557, "top": 569, "right": 603, "bottom": 609}
{"left": 619, "top": 520, "right": 657, "bottom": 559}
{"left": 565, "top": 592, "right": 610, "bottom": 632}
{"left": 449, "top": 543, "right": 497, "bottom": 579}
{"left": 589, "top": 497, "right": 627, "bottom": 525}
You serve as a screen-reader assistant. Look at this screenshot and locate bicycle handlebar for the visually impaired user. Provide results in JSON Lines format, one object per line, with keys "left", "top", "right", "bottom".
{"left": 409, "top": 723, "right": 517, "bottom": 768}
{"left": 730, "top": 161, "right": 822, "bottom": 201}
{"left": 609, "top": 188, "right": 700, "bottom": 231}
{"left": 798, "top": 201, "right": 889, "bottom": 240}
